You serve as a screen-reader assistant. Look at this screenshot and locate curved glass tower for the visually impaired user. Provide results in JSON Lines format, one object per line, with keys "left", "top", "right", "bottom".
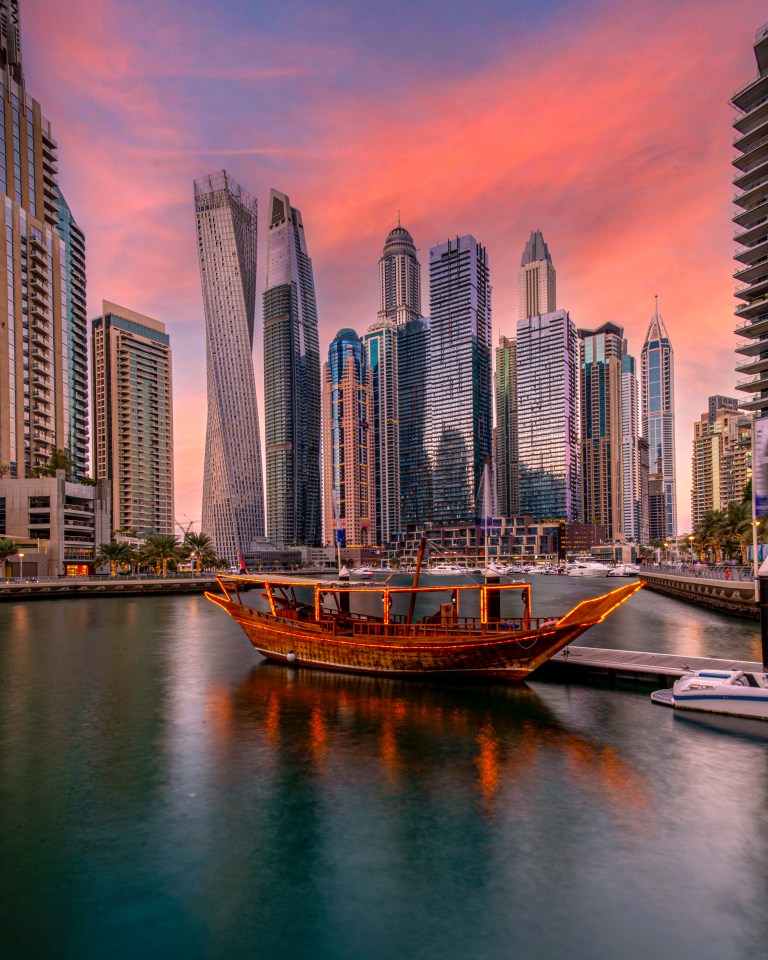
{"left": 263, "top": 189, "right": 321, "bottom": 546}
{"left": 195, "top": 170, "right": 264, "bottom": 564}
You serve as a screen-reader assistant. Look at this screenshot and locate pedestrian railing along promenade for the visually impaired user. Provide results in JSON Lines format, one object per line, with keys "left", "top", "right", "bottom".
{"left": 649, "top": 563, "right": 754, "bottom": 583}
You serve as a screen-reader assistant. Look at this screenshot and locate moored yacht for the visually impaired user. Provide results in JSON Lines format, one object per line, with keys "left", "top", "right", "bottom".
{"left": 652, "top": 670, "right": 768, "bottom": 721}
{"left": 567, "top": 560, "right": 611, "bottom": 578}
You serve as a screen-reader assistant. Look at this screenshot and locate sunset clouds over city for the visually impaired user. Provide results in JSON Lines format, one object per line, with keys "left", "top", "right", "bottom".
{"left": 23, "top": 0, "right": 768, "bottom": 530}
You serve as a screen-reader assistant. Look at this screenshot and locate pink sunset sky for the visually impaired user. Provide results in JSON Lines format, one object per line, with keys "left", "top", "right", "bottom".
{"left": 22, "top": 0, "right": 768, "bottom": 534}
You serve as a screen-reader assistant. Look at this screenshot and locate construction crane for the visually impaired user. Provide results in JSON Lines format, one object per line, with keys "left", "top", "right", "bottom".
{"left": 175, "top": 516, "right": 197, "bottom": 539}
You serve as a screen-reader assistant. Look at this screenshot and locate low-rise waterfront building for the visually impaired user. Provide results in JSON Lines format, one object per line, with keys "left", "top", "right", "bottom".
{"left": 0, "top": 471, "right": 110, "bottom": 575}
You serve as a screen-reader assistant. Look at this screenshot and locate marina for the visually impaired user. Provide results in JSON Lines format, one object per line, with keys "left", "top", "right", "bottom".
{"left": 2, "top": 581, "right": 767, "bottom": 960}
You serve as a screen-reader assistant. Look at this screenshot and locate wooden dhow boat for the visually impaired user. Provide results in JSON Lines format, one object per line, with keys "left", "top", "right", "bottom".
{"left": 206, "top": 550, "right": 643, "bottom": 680}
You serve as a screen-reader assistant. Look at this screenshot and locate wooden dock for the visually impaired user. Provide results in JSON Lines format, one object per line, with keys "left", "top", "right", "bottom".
{"left": 538, "top": 645, "right": 763, "bottom": 687}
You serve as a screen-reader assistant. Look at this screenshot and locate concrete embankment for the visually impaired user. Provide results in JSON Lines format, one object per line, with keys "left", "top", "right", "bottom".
{"left": 0, "top": 577, "right": 219, "bottom": 601}
{"left": 639, "top": 570, "right": 757, "bottom": 619}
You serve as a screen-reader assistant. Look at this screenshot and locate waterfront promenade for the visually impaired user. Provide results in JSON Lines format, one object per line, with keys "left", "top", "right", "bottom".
{"left": 639, "top": 564, "right": 758, "bottom": 618}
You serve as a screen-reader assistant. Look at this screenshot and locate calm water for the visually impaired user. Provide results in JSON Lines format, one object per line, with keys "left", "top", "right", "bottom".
{"left": 1, "top": 578, "right": 767, "bottom": 960}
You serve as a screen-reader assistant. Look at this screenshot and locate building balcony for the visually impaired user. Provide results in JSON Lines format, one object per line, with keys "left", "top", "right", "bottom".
{"left": 734, "top": 294, "right": 768, "bottom": 320}
{"left": 736, "top": 370, "right": 768, "bottom": 392}
{"left": 734, "top": 174, "right": 768, "bottom": 211}
{"left": 734, "top": 130, "right": 768, "bottom": 172}
{"left": 734, "top": 154, "right": 768, "bottom": 191}
{"left": 735, "top": 273, "right": 768, "bottom": 301}
{"left": 732, "top": 70, "right": 768, "bottom": 111}
{"left": 736, "top": 353, "right": 768, "bottom": 375}
{"left": 734, "top": 95, "right": 768, "bottom": 135}
{"left": 739, "top": 392, "right": 768, "bottom": 413}
{"left": 735, "top": 255, "right": 768, "bottom": 282}
{"left": 734, "top": 216, "right": 768, "bottom": 248}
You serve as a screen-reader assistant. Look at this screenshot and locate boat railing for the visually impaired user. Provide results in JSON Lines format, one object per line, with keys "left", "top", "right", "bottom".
{"left": 351, "top": 616, "right": 556, "bottom": 639}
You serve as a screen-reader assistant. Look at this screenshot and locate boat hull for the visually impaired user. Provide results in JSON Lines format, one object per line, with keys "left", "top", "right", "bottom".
{"left": 672, "top": 694, "right": 768, "bottom": 721}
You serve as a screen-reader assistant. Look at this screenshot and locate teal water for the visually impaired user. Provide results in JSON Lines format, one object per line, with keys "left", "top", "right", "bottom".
{"left": 1, "top": 580, "right": 767, "bottom": 960}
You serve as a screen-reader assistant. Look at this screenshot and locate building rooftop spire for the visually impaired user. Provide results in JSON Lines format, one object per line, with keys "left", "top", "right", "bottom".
{"left": 520, "top": 229, "right": 552, "bottom": 267}
{"left": 643, "top": 295, "right": 671, "bottom": 345}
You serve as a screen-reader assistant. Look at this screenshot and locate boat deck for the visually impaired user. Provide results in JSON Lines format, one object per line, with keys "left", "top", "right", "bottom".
{"left": 543, "top": 646, "right": 763, "bottom": 686}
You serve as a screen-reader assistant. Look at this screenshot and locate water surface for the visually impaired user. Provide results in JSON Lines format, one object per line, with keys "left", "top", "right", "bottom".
{"left": 1, "top": 581, "right": 766, "bottom": 959}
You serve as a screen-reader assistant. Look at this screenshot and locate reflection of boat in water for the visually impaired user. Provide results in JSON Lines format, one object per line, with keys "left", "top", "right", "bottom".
{"left": 206, "top": 570, "right": 643, "bottom": 680}
{"left": 652, "top": 670, "right": 768, "bottom": 721}
{"left": 223, "top": 664, "right": 649, "bottom": 810}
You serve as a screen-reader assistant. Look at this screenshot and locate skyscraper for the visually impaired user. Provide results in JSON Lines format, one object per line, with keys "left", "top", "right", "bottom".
{"left": 263, "top": 189, "right": 321, "bottom": 546}
{"left": 364, "top": 320, "right": 399, "bottom": 545}
{"left": 427, "top": 235, "right": 492, "bottom": 523}
{"left": 621, "top": 353, "right": 644, "bottom": 542}
{"left": 195, "top": 170, "right": 264, "bottom": 564}
{"left": 641, "top": 300, "right": 677, "bottom": 537}
{"left": 397, "top": 316, "right": 431, "bottom": 525}
{"left": 691, "top": 399, "right": 751, "bottom": 527}
{"left": 579, "top": 323, "right": 624, "bottom": 539}
{"left": 517, "top": 310, "right": 579, "bottom": 521}
{"left": 322, "top": 329, "right": 375, "bottom": 547}
{"left": 733, "top": 24, "right": 768, "bottom": 416}
{"left": 0, "top": 0, "right": 88, "bottom": 480}
{"left": 496, "top": 335, "right": 519, "bottom": 517}
{"left": 518, "top": 229, "right": 556, "bottom": 321}
{"left": 378, "top": 221, "right": 421, "bottom": 327}
{"left": 92, "top": 302, "right": 174, "bottom": 538}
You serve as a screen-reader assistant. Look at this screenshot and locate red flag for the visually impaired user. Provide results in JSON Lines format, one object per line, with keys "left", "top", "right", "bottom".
{"left": 237, "top": 551, "right": 247, "bottom": 574}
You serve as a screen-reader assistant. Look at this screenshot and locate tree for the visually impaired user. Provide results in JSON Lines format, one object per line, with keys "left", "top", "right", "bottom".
{"left": 94, "top": 540, "right": 134, "bottom": 577}
{"left": 694, "top": 509, "right": 726, "bottom": 563}
{"left": 0, "top": 538, "right": 17, "bottom": 577}
{"left": 720, "top": 501, "right": 753, "bottom": 565}
{"left": 29, "top": 448, "right": 73, "bottom": 479}
{"left": 141, "top": 534, "right": 183, "bottom": 576}
{"left": 742, "top": 477, "right": 752, "bottom": 505}
{"left": 183, "top": 532, "right": 218, "bottom": 573}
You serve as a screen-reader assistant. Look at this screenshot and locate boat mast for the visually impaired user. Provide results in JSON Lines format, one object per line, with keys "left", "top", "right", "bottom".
{"left": 406, "top": 536, "right": 427, "bottom": 625}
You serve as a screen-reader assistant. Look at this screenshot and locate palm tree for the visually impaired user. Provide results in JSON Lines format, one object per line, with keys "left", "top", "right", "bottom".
{"left": 0, "top": 538, "right": 17, "bottom": 577}
{"left": 720, "top": 501, "right": 753, "bottom": 565}
{"left": 141, "top": 534, "right": 183, "bottom": 576}
{"left": 94, "top": 540, "right": 134, "bottom": 577}
{"left": 694, "top": 509, "right": 726, "bottom": 563}
{"left": 183, "top": 532, "right": 218, "bottom": 573}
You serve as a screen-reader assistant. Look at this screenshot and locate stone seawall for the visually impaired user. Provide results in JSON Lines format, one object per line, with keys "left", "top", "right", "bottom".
{"left": 639, "top": 570, "right": 758, "bottom": 619}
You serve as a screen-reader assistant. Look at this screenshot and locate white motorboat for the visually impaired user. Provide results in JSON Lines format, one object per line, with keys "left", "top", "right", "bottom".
{"left": 567, "top": 561, "right": 611, "bottom": 578}
{"left": 350, "top": 565, "right": 393, "bottom": 580}
{"left": 428, "top": 563, "right": 468, "bottom": 577}
{"left": 607, "top": 563, "right": 640, "bottom": 577}
{"left": 652, "top": 670, "right": 768, "bottom": 721}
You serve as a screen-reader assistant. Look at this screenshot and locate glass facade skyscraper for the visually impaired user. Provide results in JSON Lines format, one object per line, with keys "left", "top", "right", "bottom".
{"left": 427, "top": 236, "right": 492, "bottom": 523}
{"left": 579, "top": 322, "right": 624, "bottom": 539}
{"left": 495, "top": 335, "right": 518, "bottom": 517}
{"left": 364, "top": 320, "right": 399, "bottom": 545}
{"left": 517, "top": 310, "right": 579, "bottom": 521}
{"left": 263, "top": 189, "right": 321, "bottom": 546}
{"left": 397, "top": 316, "right": 431, "bottom": 525}
{"left": 0, "top": 1, "right": 88, "bottom": 480}
{"left": 195, "top": 170, "right": 264, "bottom": 564}
{"left": 92, "top": 302, "right": 174, "bottom": 538}
{"left": 621, "top": 353, "right": 644, "bottom": 542}
{"left": 641, "top": 301, "right": 677, "bottom": 538}
{"left": 322, "top": 329, "right": 375, "bottom": 547}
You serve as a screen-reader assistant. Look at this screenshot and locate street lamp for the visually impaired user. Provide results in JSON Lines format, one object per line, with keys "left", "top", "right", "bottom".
{"left": 18, "top": 551, "right": 24, "bottom": 580}
{"left": 688, "top": 535, "right": 695, "bottom": 564}
{"left": 663, "top": 542, "right": 669, "bottom": 563}
{"left": 752, "top": 519, "right": 761, "bottom": 599}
